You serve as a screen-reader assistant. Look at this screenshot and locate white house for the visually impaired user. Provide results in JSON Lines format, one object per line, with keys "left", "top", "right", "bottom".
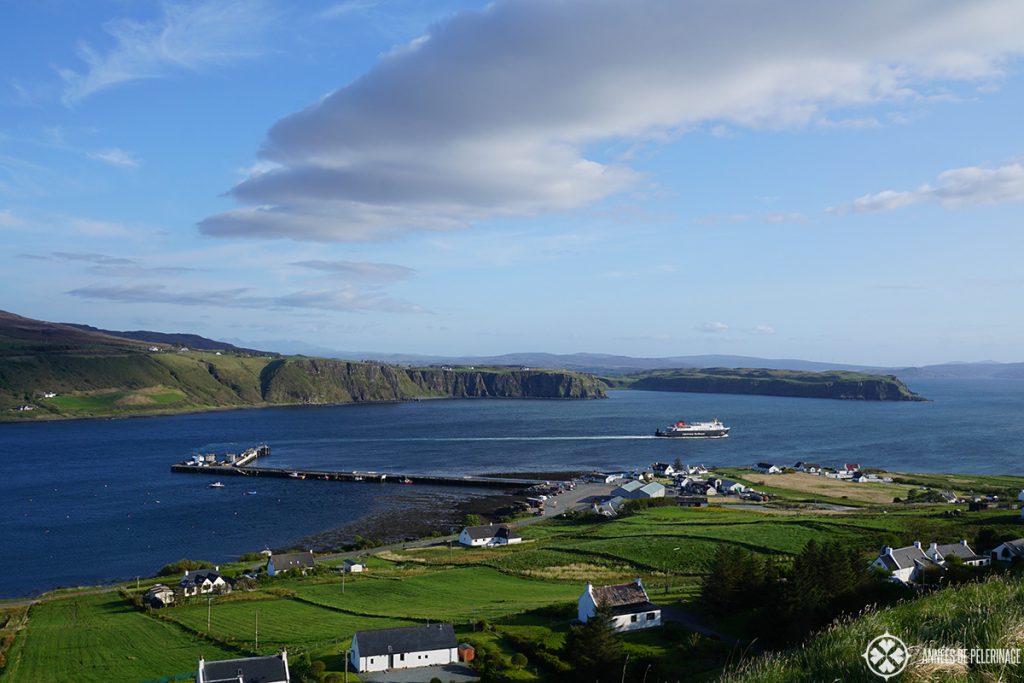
{"left": 587, "top": 472, "right": 620, "bottom": 484}
{"left": 197, "top": 651, "right": 290, "bottom": 683}
{"left": 179, "top": 568, "right": 231, "bottom": 597}
{"left": 990, "top": 538, "right": 1024, "bottom": 563}
{"left": 754, "top": 462, "right": 782, "bottom": 474}
{"left": 350, "top": 623, "right": 458, "bottom": 673}
{"left": 612, "top": 480, "right": 666, "bottom": 500}
{"left": 342, "top": 559, "right": 366, "bottom": 573}
{"left": 713, "top": 479, "right": 746, "bottom": 495}
{"left": 873, "top": 540, "right": 988, "bottom": 584}
{"left": 651, "top": 462, "right": 676, "bottom": 476}
{"left": 578, "top": 578, "right": 661, "bottom": 633}
{"left": 267, "top": 551, "right": 316, "bottom": 577}
{"left": 458, "top": 524, "right": 523, "bottom": 547}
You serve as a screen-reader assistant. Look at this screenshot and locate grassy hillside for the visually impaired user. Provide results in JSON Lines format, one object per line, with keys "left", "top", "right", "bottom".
{"left": 606, "top": 367, "right": 925, "bottom": 401}
{"left": 722, "top": 575, "right": 1024, "bottom": 682}
{"left": 0, "top": 311, "right": 605, "bottom": 419}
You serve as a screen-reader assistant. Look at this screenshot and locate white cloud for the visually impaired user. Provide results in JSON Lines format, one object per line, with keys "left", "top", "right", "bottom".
{"left": 89, "top": 147, "right": 140, "bottom": 168}
{"left": 59, "top": 0, "right": 274, "bottom": 105}
{"left": 698, "top": 321, "right": 730, "bottom": 334}
{"left": 837, "top": 161, "right": 1024, "bottom": 213}
{"left": 751, "top": 324, "right": 776, "bottom": 335}
{"left": 201, "top": 0, "right": 1024, "bottom": 242}
{"left": 292, "top": 259, "right": 415, "bottom": 283}
{"left": 68, "top": 283, "right": 424, "bottom": 313}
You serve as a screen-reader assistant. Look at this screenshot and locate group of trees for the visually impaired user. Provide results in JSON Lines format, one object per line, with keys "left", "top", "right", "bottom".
{"left": 701, "top": 540, "right": 911, "bottom": 646}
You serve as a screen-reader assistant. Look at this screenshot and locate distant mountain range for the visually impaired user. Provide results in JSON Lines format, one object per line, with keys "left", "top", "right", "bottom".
{"left": 225, "top": 344, "right": 1024, "bottom": 380}
{"left": 65, "top": 324, "right": 277, "bottom": 357}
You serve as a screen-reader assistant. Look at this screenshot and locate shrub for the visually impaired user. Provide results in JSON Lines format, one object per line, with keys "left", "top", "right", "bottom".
{"left": 510, "top": 653, "right": 528, "bottom": 668}
{"left": 157, "top": 559, "right": 213, "bottom": 576}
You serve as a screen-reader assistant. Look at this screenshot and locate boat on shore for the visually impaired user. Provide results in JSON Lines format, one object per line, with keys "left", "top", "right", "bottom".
{"left": 655, "top": 418, "right": 730, "bottom": 438}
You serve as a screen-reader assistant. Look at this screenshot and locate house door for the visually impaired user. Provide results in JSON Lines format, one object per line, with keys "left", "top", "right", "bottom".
{"left": 388, "top": 654, "right": 394, "bottom": 669}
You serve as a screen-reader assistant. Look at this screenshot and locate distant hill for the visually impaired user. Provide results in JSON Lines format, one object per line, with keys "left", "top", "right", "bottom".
{"left": 64, "top": 324, "right": 276, "bottom": 357}
{"left": 0, "top": 309, "right": 149, "bottom": 356}
{"left": 606, "top": 367, "right": 926, "bottom": 401}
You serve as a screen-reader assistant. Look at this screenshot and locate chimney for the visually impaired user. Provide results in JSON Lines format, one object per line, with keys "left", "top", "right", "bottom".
{"left": 634, "top": 577, "right": 643, "bottom": 588}
{"left": 912, "top": 541, "right": 922, "bottom": 549}
{"left": 960, "top": 539, "right": 969, "bottom": 546}
{"left": 215, "top": 565, "right": 219, "bottom": 572}
{"left": 880, "top": 545, "right": 892, "bottom": 556}
{"left": 928, "top": 542, "right": 939, "bottom": 555}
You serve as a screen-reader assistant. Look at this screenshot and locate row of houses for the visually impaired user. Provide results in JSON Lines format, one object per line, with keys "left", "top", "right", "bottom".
{"left": 872, "top": 536, "right": 1024, "bottom": 585}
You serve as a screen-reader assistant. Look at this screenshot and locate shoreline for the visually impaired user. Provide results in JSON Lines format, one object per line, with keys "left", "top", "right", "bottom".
{"left": 0, "top": 394, "right": 603, "bottom": 426}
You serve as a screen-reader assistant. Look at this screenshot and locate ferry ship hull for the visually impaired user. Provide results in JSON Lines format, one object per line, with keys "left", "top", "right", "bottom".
{"left": 654, "top": 429, "right": 729, "bottom": 438}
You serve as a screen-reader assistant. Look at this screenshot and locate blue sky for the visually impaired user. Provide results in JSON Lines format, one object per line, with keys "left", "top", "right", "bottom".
{"left": 2, "top": 0, "right": 1023, "bottom": 366}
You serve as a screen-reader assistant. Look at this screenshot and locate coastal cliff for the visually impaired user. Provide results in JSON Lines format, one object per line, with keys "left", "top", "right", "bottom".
{"left": 261, "top": 358, "right": 604, "bottom": 403}
{"left": 607, "top": 367, "right": 925, "bottom": 401}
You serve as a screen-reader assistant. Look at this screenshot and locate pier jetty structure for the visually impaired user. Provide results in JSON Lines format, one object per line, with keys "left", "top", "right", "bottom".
{"left": 171, "top": 444, "right": 556, "bottom": 490}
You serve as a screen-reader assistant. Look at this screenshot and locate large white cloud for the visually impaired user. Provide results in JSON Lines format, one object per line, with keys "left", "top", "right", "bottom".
{"left": 200, "top": 0, "right": 1024, "bottom": 241}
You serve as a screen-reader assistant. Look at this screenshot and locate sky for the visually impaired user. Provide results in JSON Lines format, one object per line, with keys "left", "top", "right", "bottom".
{"left": 2, "top": 0, "right": 1024, "bottom": 366}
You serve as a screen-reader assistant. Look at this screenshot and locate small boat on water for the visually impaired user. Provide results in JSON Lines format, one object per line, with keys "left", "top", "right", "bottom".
{"left": 400, "top": 477, "right": 414, "bottom": 484}
{"left": 245, "top": 490, "right": 257, "bottom": 495}
{"left": 353, "top": 475, "right": 364, "bottom": 481}
{"left": 655, "top": 418, "right": 730, "bottom": 438}
{"left": 209, "top": 481, "right": 226, "bottom": 489}
{"left": 289, "top": 472, "right": 305, "bottom": 480}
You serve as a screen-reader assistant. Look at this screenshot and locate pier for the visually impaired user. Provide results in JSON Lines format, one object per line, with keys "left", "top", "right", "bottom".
{"left": 169, "top": 463, "right": 550, "bottom": 489}
{"left": 171, "top": 442, "right": 559, "bottom": 489}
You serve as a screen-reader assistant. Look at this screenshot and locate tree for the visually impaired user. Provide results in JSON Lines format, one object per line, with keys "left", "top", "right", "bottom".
{"left": 464, "top": 513, "right": 484, "bottom": 526}
{"left": 562, "top": 603, "right": 622, "bottom": 680}
{"left": 510, "top": 653, "right": 528, "bottom": 668}
{"left": 672, "top": 457, "right": 683, "bottom": 471}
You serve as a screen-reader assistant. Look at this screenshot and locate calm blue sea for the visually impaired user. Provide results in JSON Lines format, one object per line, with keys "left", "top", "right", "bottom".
{"left": 3, "top": 378, "right": 1023, "bottom": 597}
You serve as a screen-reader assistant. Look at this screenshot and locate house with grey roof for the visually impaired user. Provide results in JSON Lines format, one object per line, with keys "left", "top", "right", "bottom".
{"left": 266, "top": 551, "right": 316, "bottom": 577}
{"left": 197, "top": 650, "right": 290, "bottom": 683}
{"left": 578, "top": 578, "right": 661, "bottom": 633}
{"left": 872, "top": 540, "right": 987, "bottom": 584}
{"left": 990, "top": 538, "right": 1024, "bottom": 563}
{"left": 145, "top": 583, "right": 175, "bottom": 608}
{"left": 350, "top": 623, "right": 458, "bottom": 673}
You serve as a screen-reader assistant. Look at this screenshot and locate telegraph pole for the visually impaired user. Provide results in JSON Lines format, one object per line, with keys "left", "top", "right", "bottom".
{"left": 207, "top": 597, "right": 212, "bottom": 633}
{"left": 255, "top": 609, "right": 259, "bottom": 650}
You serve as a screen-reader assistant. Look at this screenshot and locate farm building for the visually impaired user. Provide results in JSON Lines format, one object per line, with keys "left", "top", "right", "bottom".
{"left": 578, "top": 578, "right": 661, "bottom": 633}
{"left": 144, "top": 584, "right": 175, "bottom": 608}
{"left": 350, "top": 623, "right": 458, "bottom": 673}
{"left": 873, "top": 540, "right": 988, "bottom": 584}
{"left": 197, "top": 651, "right": 290, "bottom": 683}
{"left": 179, "top": 568, "right": 230, "bottom": 597}
{"left": 592, "top": 495, "right": 626, "bottom": 517}
{"left": 342, "top": 559, "right": 366, "bottom": 573}
{"left": 677, "top": 495, "right": 709, "bottom": 508}
{"left": 266, "top": 551, "right": 316, "bottom": 577}
{"left": 458, "top": 524, "right": 522, "bottom": 547}
{"left": 612, "top": 480, "right": 666, "bottom": 500}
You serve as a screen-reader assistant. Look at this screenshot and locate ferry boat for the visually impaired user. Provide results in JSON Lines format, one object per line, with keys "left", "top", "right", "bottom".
{"left": 208, "top": 481, "right": 226, "bottom": 488}
{"left": 655, "top": 418, "right": 730, "bottom": 438}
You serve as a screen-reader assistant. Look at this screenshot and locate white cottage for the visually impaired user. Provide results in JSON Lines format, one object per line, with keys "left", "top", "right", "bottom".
{"left": 350, "top": 623, "right": 458, "bottom": 673}
{"left": 178, "top": 568, "right": 230, "bottom": 597}
{"left": 458, "top": 524, "right": 522, "bottom": 547}
{"left": 873, "top": 540, "right": 987, "bottom": 584}
{"left": 990, "top": 538, "right": 1024, "bottom": 563}
{"left": 578, "top": 578, "right": 661, "bottom": 633}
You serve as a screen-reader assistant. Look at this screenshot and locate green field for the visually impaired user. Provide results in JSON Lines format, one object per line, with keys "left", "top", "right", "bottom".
{"left": 294, "top": 567, "right": 580, "bottom": 621}
{"left": 0, "top": 593, "right": 236, "bottom": 683}
{"left": 166, "top": 595, "right": 415, "bottom": 654}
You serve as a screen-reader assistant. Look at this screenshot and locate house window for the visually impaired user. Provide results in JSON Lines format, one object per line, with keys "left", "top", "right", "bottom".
{"left": 647, "top": 612, "right": 656, "bottom": 620}
{"left": 400, "top": 654, "right": 405, "bottom": 661}
{"left": 630, "top": 614, "right": 638, "bottom": 623}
